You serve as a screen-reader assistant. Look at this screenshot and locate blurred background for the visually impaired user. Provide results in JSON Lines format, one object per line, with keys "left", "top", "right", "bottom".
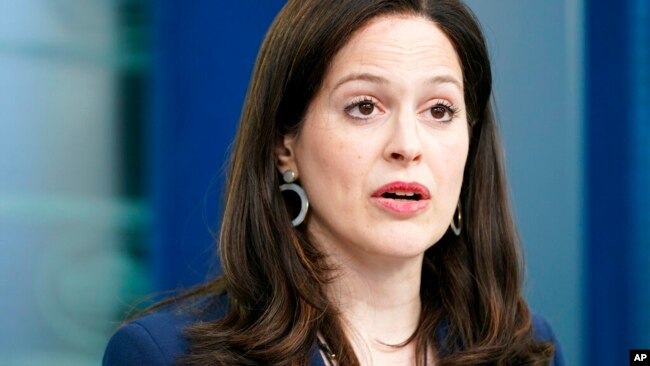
{"left": 0, "top": 0, "right": 647, "bottom": 365}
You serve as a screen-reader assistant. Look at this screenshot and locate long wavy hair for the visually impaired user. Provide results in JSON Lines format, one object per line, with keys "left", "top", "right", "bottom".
{"left": 153, "top": 0, "right": 555, "bottom": 364}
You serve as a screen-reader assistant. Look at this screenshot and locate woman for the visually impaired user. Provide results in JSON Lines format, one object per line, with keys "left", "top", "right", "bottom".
{"left": 104, "top": 0, "right": 564, "bottom": 365}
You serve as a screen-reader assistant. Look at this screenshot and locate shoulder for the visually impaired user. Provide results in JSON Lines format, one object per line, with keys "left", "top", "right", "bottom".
{"left": 103, "top": 310, "right": 192, "bottom": 366}
{"left": 103, "top": 296, "right": 229, "bottom": 366}
{"left": 531, "top": 313, "right": 565, "bottom": 366}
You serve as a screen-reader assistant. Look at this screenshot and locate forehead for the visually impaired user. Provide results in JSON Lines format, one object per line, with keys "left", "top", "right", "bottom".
{"left": 324, "top": 14, "right": 463, "bottom": 89}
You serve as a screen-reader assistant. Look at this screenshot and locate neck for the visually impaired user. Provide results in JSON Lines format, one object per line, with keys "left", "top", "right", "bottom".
{"left": 322, "top": 241, "right": 425, "bottom": 363}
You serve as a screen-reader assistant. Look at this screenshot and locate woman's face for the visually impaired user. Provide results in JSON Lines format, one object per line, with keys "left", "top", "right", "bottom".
{"left": 277, "top": 15, "right": 469, "bottom": 263}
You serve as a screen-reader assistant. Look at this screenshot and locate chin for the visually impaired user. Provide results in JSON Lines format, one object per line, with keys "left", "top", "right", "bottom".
{"left": 363, "top": 230, "right": 442, "bottom": 259}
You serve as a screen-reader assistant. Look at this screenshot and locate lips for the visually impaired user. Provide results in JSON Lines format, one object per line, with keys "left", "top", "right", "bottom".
{"left": 371, "top": 181, "right": 430, "bottom": 214}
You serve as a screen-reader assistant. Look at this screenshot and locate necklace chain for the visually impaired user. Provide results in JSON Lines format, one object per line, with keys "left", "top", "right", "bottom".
{"left": 317, "top": 337, "right": 429, "bottom": 365}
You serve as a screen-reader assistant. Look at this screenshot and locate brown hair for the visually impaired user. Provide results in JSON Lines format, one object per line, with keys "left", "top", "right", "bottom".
{"left": 155, "top": 0, "right": 555, "bottom": 364}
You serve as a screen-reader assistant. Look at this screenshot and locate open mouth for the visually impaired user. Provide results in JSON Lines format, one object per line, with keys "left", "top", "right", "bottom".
{"left": 372, "top": 181, "right": 430, "bottom": 214}
{"left": 372, "top": 181, "right": 430, "bottom": 200}
{"left": 380, "top": 191, "right": 422, "bottom": 201}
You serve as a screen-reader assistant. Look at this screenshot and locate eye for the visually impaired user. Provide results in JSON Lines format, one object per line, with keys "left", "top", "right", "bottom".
{"left": 431, "top": 106, "right": 449, "bottom": 120}
{"left": 344, "top": 97, "right": 382, "bottom": 120}
{"left": 427, "top": 101, "right": 459, "bottom": 123}
{"left": 358, "top": 103, "right": 375, "bottom": 116}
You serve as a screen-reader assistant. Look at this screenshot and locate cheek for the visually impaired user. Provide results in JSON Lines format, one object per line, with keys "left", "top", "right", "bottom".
{"left": 296, "top": 127, "right": 381, "bottom": 218}
{"left": 448, "top": 142, "right": 469, "bottom": 175}
{"left": 295, "top": 129, "right": 362, "bottom": 194}
{"left": 433, "top": 135, "right": 469, "bottom": 190}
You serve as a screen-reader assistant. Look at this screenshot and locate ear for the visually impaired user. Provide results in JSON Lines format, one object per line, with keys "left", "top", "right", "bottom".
{"left": 274, "top": 133, "right": 298, "bottom": 175}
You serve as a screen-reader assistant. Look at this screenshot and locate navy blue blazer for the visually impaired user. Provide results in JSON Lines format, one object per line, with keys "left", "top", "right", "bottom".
{"left": 104, "top": 296, "right": 565, "bottom": 365}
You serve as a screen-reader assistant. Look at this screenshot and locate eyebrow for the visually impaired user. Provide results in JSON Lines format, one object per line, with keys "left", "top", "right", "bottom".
{"left": 332, "top": 72, "right": 463, "bottom": 92}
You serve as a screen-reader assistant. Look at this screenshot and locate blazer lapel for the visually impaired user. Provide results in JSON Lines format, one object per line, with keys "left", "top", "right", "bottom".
{"left": 309, "top": 343, "right": 326, "bottom": 365}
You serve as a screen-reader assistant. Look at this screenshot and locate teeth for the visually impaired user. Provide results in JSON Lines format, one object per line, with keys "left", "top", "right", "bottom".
{"left": 390, "top": 191, "right": 415, "bottom": 196}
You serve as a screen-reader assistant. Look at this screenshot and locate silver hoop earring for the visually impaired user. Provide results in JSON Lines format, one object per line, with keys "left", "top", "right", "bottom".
{"left": 279, "top": 170, "right": 309, "bottom": 227}
{"left": 450, "top": 201, "right": 462, "bottom": 236}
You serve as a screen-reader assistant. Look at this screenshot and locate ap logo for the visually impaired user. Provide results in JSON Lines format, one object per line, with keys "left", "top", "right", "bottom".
{"left": 630, "top": 350, "right": 650, "bottom": 365}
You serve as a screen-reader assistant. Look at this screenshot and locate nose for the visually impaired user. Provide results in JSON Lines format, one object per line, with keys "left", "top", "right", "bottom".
{"left": 383, "top": 113, "right": 423, "bottom": 164}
